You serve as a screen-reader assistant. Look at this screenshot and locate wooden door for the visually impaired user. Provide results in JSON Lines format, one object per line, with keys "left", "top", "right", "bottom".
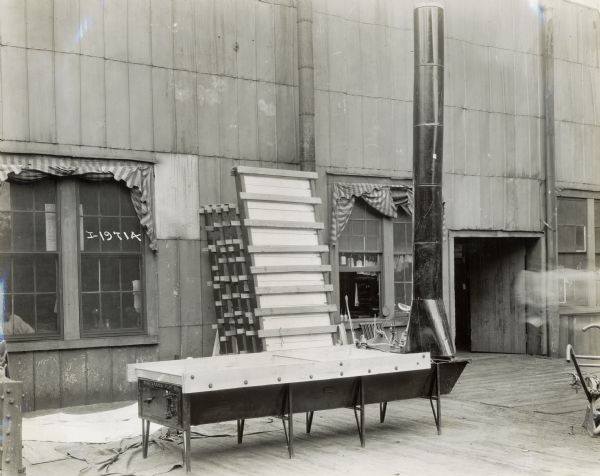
{"left": 469, "top": 240, "right": 527, "bottom": 353}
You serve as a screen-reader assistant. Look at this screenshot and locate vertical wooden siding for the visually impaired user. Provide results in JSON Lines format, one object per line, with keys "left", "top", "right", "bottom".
{"left": 8, "top": 345, "right": 158, "bottom": 411}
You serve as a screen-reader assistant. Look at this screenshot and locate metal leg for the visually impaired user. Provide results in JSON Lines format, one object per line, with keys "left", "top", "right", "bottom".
{"left": 142, "top": 419, "right": 150, "bottom": 458}
{"left": 281, "top": 384, "right": 294, "bottom": 458}
{"left": 429, "top": 362, "right": 442, "bottom": 435}
{"left": 352, "top": 377, "right": 365, "bottom": 447}
{"left": 306, "top": 411, "right": 314, "bottom": 434}
{"left": 379, "top": 402, "right": 388, "bottom": 423}
{"left": 237, "top": 419, "right": 245, "bottom": 444}
{"left": 183, "top": 429, "right": 191, "bottom": 473}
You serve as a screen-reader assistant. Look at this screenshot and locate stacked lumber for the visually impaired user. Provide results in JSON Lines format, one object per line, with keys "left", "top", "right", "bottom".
{"left": 199, "top": 203, "right": 260, "bottom": 354}
{"left": 232, "top": 166, "right": 338, "bottom": 351}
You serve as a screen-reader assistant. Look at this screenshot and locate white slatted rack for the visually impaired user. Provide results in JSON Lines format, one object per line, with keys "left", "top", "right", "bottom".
{"left": 233, "top": 166, "right": 338, "bottom": 351}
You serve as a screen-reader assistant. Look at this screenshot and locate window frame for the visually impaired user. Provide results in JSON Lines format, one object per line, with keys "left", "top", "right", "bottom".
{"left": 0, "top": 178, "right": 64, "bottom": 341}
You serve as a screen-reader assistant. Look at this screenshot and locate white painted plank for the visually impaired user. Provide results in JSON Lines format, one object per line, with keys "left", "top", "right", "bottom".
{"left": 81, "top": 55, "right": 106, "bottom": 147}
{"left": 150, "top": 0, "right": 174, "bottom": 68}
{"left": 129, "top": 64, "right": 153, "bottom": 151}
{"left": 128, "top": 0, "right": 151, "bottom": 65}
{"left": 105, "top": 60, "right": 130, "bottom": 149}
{"left": 261, "top": 314, "right": 334, "bottom": 329}
{"left": 55, "top": 52, "right": 81, "bottom": 145}
{"left": 259, "top": 293, "right": 328, "bottom": 308}
{"left": 152, "top": 67, "right": 176, "bottom": 152}
{"left": 173, "top": 0, "right": 196, "bottom": 71}
{"left": 197, "top": 73, "right": 220, "bottom": 156}
{"left": 253, "top": 254, "right": 323, "bottom": 267}
{"left": 27, "top": 49, "right": 56, "bottom": 143}
{"left": 262, "top": 335, "right": 333, "bottom": 351}
{"left": 256, "top": 273, "right": 325, "bottom": 288}
{"left": 243, "top": 175, "right": 311, "bottom": 195}
{"left": 0, "top": 0, "right": 26, "bottom": 47}
{"left": 26, "top": 0, "right": 53, "bottom": 50}
{"left": 104, "top": 0, "right": 127, "bottom": 61}
{"left": 174, "top": 70, "right": 198, "bottom": 154}
{"left": 1, "top": 47, "right": 28, "bottom": 141}
{"left": 246, "top": 201, "right": 316, "bottom": 222}
{"left": 250, "top": 228, "right": 319, "bottom": 246}
{"left": 79, "top": 0, "right": 104, "bottom": 57}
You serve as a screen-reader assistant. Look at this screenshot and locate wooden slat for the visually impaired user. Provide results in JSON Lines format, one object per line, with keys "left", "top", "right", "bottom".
{"left": 254, "top": 304, "right": 337, "bottom": 317}
{"left": 258, "top": 325, "right": 338, "bottom": 338}
{"left": 255, "top": 284, "right": 333, "bottom": 295}
{"left": 244, "top": 219, "right": 324, "bottom": 229}
{"left": 250, "top": 265, "right": 332, "bottom": 274}
{"left": 247, "top": 245, "right": 329, "bottom": 253}
{"left": 240, "top": 192, "right": 322, "bottom": 204}
{"left": 233, "top": 165, "right": 318, "bottom": 179}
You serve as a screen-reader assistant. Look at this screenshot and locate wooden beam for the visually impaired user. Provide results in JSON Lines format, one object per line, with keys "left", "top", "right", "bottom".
{"left": 233, "top": 165, "right": 318, "bottom": 179}
{"left": 258, "top": 325, "right": 338, "bottom": 338}
{"left": 255, "top": 285, "right": 334, "bottom": 295}
{"left": 240, "top": 192, "right": 322, "bottom": 204}
{"left": 243, "top": 219, "right": 324, "bottom": 229}
{"left": 250, "top": 265, "right": 332, "bottom": 274}
{"left": 254, "top": 304, "right": 337, "bottom": 317}
{"left": 247, "top": 245, "right": 329, "bottom": 253}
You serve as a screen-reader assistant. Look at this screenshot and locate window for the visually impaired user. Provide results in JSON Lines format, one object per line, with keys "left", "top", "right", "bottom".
{"left": 338, "top": 200, "right": 382, "bottom": 318}
{"left": 79, "top": 182, "right": 144, "bottom": 335}
{"left": 0, "top": 178, "right": 146, "bottom": 341}
{"left": 393, "top": 209, "right": 413, "bottom": 308}
{"left": 557, "top": 198, "right": 588, "bottom": 305}
{"left": 336, "top": 196, "right": 414, "bottom": 319}
{"left": 0, "top": 179, "right": 59, "bottom": 338}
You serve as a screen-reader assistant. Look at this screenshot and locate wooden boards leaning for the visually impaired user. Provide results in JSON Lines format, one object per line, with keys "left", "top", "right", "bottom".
{"left": 199, "top": 203, "right": 260, "bottom": 354}
{"left": 232, "top": 166, "right": 337, "bottom": 351}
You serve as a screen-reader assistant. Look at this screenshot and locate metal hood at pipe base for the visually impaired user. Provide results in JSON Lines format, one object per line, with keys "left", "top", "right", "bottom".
{"left": 405, "top": 298, "right": 455, "bottom": 359}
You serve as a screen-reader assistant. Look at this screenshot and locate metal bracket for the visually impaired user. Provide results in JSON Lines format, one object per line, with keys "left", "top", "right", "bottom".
{"left": 352, "top": 377, "right": 365, "bottom": 447}
{"left": 429, "top": 362, "right": 442, "bottom": 435}
{"left": 281, "top": 384, "right": 294, "bottom": 458}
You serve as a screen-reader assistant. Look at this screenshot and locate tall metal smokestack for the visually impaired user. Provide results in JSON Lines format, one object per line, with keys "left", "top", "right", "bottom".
{"left": 405, "top": 4, "right": 455, "bottom": 358}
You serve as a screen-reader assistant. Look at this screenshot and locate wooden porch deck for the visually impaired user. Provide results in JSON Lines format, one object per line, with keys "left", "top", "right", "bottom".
{"left": 27, "top": 353, "right": 599, "bottom": 476}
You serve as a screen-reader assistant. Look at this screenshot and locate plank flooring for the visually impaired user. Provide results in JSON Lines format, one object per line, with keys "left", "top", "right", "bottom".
{"left": 25, "top": 353, "right": 600, "bottom": 476}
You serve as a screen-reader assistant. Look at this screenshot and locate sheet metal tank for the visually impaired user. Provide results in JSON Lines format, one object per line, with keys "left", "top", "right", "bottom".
{"left": 405, "top": 4, "right": 455, "bottom": 358}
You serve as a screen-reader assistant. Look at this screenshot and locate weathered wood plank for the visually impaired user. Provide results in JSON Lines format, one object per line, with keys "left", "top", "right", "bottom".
{"left": 111, "top": 348, "right": 136, "bottom": 402}
{"left": 60, "top": 350, "right": 87, "bottom": 406}
{"left": 181, "top": 325, "right": 203, "bottom": 358}
{"left": 81, "top": 56, "right": 106, "bottom": 147}
{"left": 28, "top": 49, "right": 56, "bottom": 143}
{"left": 79, "top": 0, "right": 104, "bottom": 57}
{"left": 275, "top": 84, "right": 298, "bottom": 163}
{"left": 105, "top": 60, "right": 130, "bottom": 149}
{"left": 180, "top": 240, "right": 203, "bottom": 326}
{"left": 104, "top": 0, "right": 127, "bottom": 61}
{"left": 256, "top": 0, "right": 275, "bottom": 82}
{"left": 54, "top": 0, "right": 79, "bottom": 53}
{"left": 26, "top": 0, "right": 53, "bottom": 50}
{"left": 157, "top": 240, "right": 180, "bottom": 327}
{"left": 8, "top": 352, "right": 34, "bottom": 412}
{"left": 85, "top": 347, "right": 112, "bottom": 404}
{"left": 197, "top": 73, "right": 220, "bottom": 157}
{"left": 173, "top": 0, "right": 196, "bottom": 71}
{"left": 237, "top": 79, "right": 258, "bottom": 161}
{"left": 175, "top": 70, "right": 199, "bottom": 154}
{"left": 1, "top": 47, "right": 28, "bottom": 141}
{"left": 214, "top": 0, "right": 237, "bottom": 76}
{"left": 129, "top": 64, "right": 153, "bottom": 151}
{"left": 195, "top": 0, "right": 217, "bottom": 75}
{"left": 128, "top": 0, "right": 151, "bottom": 64}
{"left": 34, "top": 351, "right": 61, "bottom": 409}
{"left": 150, "top": 0, "right": 174, "bottom": 68}
{"left": 0, "top": 0, "right": 26, "bottom": 47}
{"left": 55, "top": 52, "right": 81, "bottom": 145}
{"left": 152, "top": 67, "right": 176, "bottom": 152}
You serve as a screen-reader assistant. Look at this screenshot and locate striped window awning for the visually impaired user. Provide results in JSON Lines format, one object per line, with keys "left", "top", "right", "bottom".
{"left": 330, "top": 182, "right": 413, "bottom": 243}
{"left": 0, "top": 155, "right": 157, "bottom": 251}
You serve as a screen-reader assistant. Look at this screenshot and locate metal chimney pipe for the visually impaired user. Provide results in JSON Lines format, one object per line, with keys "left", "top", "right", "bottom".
{"left": 405, "top": 4, "right": 455, "bottom": 358}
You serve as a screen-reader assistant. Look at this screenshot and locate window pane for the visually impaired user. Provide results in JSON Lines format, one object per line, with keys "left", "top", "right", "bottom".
{"left": 99, "top": 217, "right": 121, "bottom": 252}
{"left": 13, "top": 256, "right": 34, "bottom": 293}
{"left": 82, "top": 217, "right": 100, "bottom": 252}
{"left": 81, "top": 293, "right": 100, "bottom": 331}
{"left": 79, "top": 182, "right": 98, "bottom": 215}
{"left": 0, "top": 213, "right": 11, "bottom": 250}
{"left": 339, "top": 271, "right": 380, "bottom": 318}
{"left": 122, "top": 293, "right": 141, "bottom": 328}
{"left": 11, "top": 184, "right": 34, "bottom": 211}
{"left": 120, "top": 193, "right": 136, "bottom": 216}
{"left": 351, "top": 220, "right": 364, "bottom": 235}
{"left": 35, "top": 255, "right": 57, "bottom": 293}
{"left": 100, "top": 185, "right": 120, "bottom": 216}
{"left": 120, "top": 256, "right": 141, "bottom": 291}
{"left": 365, "top": 236, "right": 379, "bottom": 251}
{"left": 101, "top": 293, "right": 121, "bottom": 329}
{"left": 12, "top": 294, "right": 35, "bottom": 333}
{"left": 0, "top": 184, "right": 11, "bottom": 211}
{"left": 12, "top": 212, "right": 34, "bottom": 251}
{"left": 100, "top": 257, "right": 120, "bottom": 291}
{"left": 81, "top": 256, "right": 99, "bottom": 292}
{"left": 121, "top": 217, "right": 143, "bottom": 252}
{"left": 34, "top": 180, "right": 57, "bottom": 211}
{"left": 36, "top": 294, "right": 58, "bottom": 333}
{"left": 0, "top": 256, "right": 10, "bottom": 292}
